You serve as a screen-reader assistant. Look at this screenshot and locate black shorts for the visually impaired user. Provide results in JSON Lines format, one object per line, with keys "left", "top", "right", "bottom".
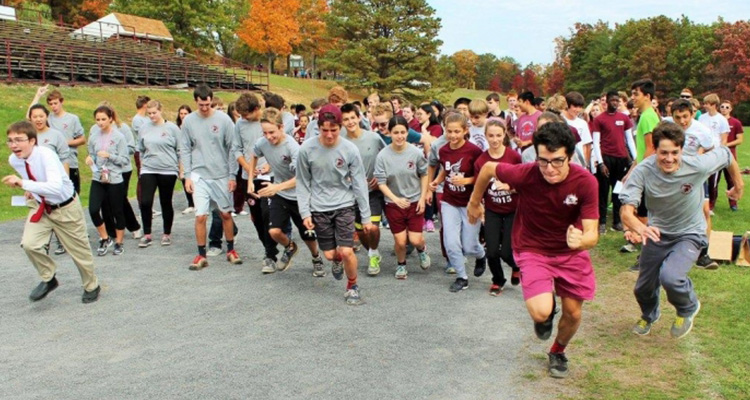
{"left": 636, "top": 192, "right": 648, "bottom": 218}
{"left": 355, "top": 190, "right": 384, "bottom": 228}
{"left": 269, "top": 195, "right": 316, "bottom": 241}
{"left": 312, "top": 206, "right": 356, "bottom": 251}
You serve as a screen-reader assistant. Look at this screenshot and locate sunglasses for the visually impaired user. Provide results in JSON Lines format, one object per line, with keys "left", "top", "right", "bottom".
{"left": 375, "top": 122, "right": 388, "bottom": 128}
{"left": 720, "top": 105, "right": 731, "bottom": 110}
{"left": 680, "top": 95, "right": 692, "bottom": 99}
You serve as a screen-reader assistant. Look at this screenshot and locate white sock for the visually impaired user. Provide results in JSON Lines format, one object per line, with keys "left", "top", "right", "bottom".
{"left": 368, "top": 248, "right": 380, "bottom": 258}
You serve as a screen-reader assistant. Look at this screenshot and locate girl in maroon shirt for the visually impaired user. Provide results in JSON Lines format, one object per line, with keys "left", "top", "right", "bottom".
{"left": 474, "top": 120, "right": 522, "bottom": 295}
{"left": 416, "top": 104, "right": 443, "bottom": 138}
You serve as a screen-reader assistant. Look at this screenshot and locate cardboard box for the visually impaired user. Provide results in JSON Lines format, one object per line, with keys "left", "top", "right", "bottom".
{"left": 708, "top": 231, "right": 733, "bottom": 261}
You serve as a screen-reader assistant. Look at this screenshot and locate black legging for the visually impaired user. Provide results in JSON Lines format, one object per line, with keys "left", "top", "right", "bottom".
{"left": 181, "top": 178, "right": 195, "bottom": 208}
{"left": 139, "top": 173, "right": 177, "bottom": 235}
{"left": 104, "top": 170, "right": 141, "bottom": 238}
{"left": 484, "top": 210, "right": 518, "bottom": 286}
{"left": 90, "top": 180, "right": 126, "bottom": 230}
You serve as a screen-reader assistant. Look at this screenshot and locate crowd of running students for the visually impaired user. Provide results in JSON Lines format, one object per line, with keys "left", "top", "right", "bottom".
{"left": 10, "top": 79, "right": 744, "bottom": 379}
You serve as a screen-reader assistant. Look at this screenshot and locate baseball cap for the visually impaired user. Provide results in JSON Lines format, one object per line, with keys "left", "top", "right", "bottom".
{"left": 318, "top": 104, "right": 342, "bottom": 126}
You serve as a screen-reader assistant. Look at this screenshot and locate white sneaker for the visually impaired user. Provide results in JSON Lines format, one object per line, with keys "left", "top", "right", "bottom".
{"left": 132, "top": 229, "right": 144, "bottom": 239}
{"left": 239, "top": 210, "right": 249, "bottom": 216}
{"left": 231, "top": 212, "right": 238, "bottom": 218}
{"left": 206, "top": 247, "right": 223, "bottom": 257}
{"left": 153, "top": 210, "right": 162, "bottom": 217}
{"left": 182, "top": 207, "right": 195, "bottom": 215}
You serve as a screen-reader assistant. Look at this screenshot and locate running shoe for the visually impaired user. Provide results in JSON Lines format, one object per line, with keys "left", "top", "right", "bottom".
{"left": 620, "top": 243, "right": 637, "bottom": 253}
{"left": 632, "top": 314, "right": 660, "bottom": 336}
{"left": 474, "top": 256, "right": 486, "bottom": 277}
{"left": 418, "top": 250, "right": 431, "bottom": 270}
{"left": 368, "top": 254, "right": 382, "bottom": 276}
{"left": 132, "top": 229, "right": 144, "bottom": 240}
{"left": 598, "top": 224, "right": 606, "bottom": 235}
{"left": 161, "top": 235, "right": 171, "bottom": 246}
{"left": 262, "top": 258, "right": 277, "bottom": 274}
{"left": 226, "top": 249, "right": 242, "bottom": 265}
{"left": 695, "top": 255, "right": 719, "bottom": 270}
{"left": 611, "top": 222, "right": 624, "bottom": 232}
{"left": 138, "top": 236, "right": 152, "bottom": 248}
{"left": 489, "top": 284, "right": 503, "bottom": 296}
{"left": 54, "top": 243, "right": 66, "bottom": 255}
{"left": 312, "top": 255, "right": 326, "bottom": 277}
{"left": 97, "top": 237, "right": 113, "bottom": 257}
{"left": 113, "top": 243, "right": 124, "bottom": 256}
{"left": 345, "top": 285, "right": 363, "bottom": 305}
{"left": 671, "top": 301, "right": 701, "bottom": 339}
{"left": 511, "top": 271, "right": 521, "bottom": 286}
{"left": 189, "top": 255, "right": 208, "bottom": 271}
{"left": 395, "top": 265, "right": 408, "bottom": 280}
{"left": 424, "top": 219, "right": 435, "bottom": 232}
{"left": 445, "top": 266, "right": 457, "bottom": 275}
{"left": 182, "top": 207, "right": 195, "bottom": 215}
{"left": 331, "top": 260, "right": 344, "bottom": 280}
{"left": 278, "top": 241, "right": 298, "bottom": 272}
{"left": 548, "top": 352, "right": 569, "bottom": 379}
{"left": 206, "top": 247, "right": 223, "bottom": 257}
{"left": 449, "top": 278, "right": 468, "bottom": 292}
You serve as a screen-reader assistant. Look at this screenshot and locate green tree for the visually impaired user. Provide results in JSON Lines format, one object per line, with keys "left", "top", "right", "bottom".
{"left": 321, "top": 0, "right": 442, "bottom": 92}
{"left": 434, "top": 54, "right": 457, "bottom": 89}
{"left": 475, "top": 53, "right": 498, "bottom": 90}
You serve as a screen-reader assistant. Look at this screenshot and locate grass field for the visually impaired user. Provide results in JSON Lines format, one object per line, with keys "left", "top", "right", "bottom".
{"left": 2, "top": 81, "right": 745, "bottom": 398}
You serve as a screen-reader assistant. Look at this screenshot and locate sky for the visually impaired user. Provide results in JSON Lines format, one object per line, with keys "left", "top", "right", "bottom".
{"left": 429, "top": 0, "right": 750, "bottom": 66}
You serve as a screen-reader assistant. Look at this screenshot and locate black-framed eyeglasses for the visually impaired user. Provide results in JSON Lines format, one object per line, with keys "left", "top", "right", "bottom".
{"left": 680, "top": 95, "right": 692, "bottom": 99}
{"left": 6, "top": 138, "right": 29, "bottom": 145}
{"left": 375, "top": 122, "right": 388, "bottom": 127}
{"left": 536, "top": 156, "right": 567, "bottom": 168}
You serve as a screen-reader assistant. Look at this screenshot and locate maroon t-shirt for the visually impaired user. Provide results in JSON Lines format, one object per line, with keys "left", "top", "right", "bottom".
{"left": 592, "top": 112, "right": 633, "bottom": 158}
{"left": 514, "top": 110, "right": 541, "bottom": 146}
{"left": 408, "top": 118, "right": 421, "bottom": 132}
{"left": 426, "top": 123, "right": 443, "bottom": 138}
{"left": 728, "top": 116, "right": 743, "bottom": 158}
{"left": 569, "top": 126, "right": 581, "bottom": 143}
{"left": 495, "top": 162, "right": 599, "bottom": 255}
{"left": 438, "top": 140, "right": 483, "bottom": 207}
{"left": 474, "top": 149, "right": 522, "bottom": 214}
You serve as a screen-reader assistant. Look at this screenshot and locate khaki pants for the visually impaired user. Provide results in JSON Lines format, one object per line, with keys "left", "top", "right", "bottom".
{"left": 21, "top": 197, "right": 98, "bottom": 292}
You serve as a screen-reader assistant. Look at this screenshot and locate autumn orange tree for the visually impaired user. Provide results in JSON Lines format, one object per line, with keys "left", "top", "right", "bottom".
{"left": 238, "top": 0, "right": 301, "bottom": 76}
{"left": 452, "top": 50, "right": 478, "bottom": 89}
{"left": 293, "top": 0, "right": 331, "bottom": 76}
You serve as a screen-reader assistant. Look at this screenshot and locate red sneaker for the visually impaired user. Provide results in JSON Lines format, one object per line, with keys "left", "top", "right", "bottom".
{"left": 489, "top": 284, "right": 503, "bottom": 296}
{"left": 189, "top": 255, "right": 208, "bottom": 270}
{"left": 226, "top": 250, "right": 243, "bottom": 265}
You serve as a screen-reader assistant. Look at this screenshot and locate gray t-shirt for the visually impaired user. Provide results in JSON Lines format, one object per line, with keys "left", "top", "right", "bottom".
{"left": 374, "top": 144, "right": 428, "bottom": 203}
{"left": 342, "top": 129, "right": 386, "bottom": 183}
{"left": 48, "top": 112, "right": 84, "bottom": 168}
{"left": 305, "top": 120, "right": 319, "bottom": 141}
{"left": 138, "top": 121, "right": 182, "bottom": 175}
{"left": 282, "top": 111, "right": 296, "bottom": 137}
{"left": 253, "top": 137, "right": 299, "bottom": 200}
{"left": 619, "top": 147, "right": 733, "bottom": 235}
{"left": 296, "top": 137, "right": 371, "bottom": 223}
{"left": 37, "top": 128, "right": 70, "bottom": 165}
{"left": 180, "top": 111, "right": 237, "bottom": 181}
{"left": 131, "top": 114, "right": 150, "bottom": 138}
{"left": 88, "top": 126, "right": 130, "bottom": 184}
{"left": 232, "top": 118, "right": 268, "bottom": 180}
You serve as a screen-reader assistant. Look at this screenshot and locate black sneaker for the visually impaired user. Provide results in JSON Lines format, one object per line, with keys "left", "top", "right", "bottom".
{"left": 474, "top": 256, "right": 486, "bottom": 277}
{"left": 97, "top": 237, "right": 113, "bottom": 256}
{"left": 534, "top": 296, "right": 557, "bottom": 340}
{"left": 611, "top": 222, "right": 624, "bottom": 232}
{"left": 449, "top": 278, "right": 468, "bottom": 292}
{"left": 54, "top": 243, "right": 66, "bottom": 255}
{"left": 548, "top": 352, "right": 569, "bottom": 378}
{"left": 629, "top": 255, "right": 640, "bottom": 272}
{"left": 695, "top": 254, "right": 719, "bottom": 270}
{"left": 113, "top": 243, "right": 124, "bottom": 256}
{"left": 511, "top": 270, "right": 521, "bottom": 286}
{"left": 598, "top": 224, "right": 606, "bottom": 234}
{"left": 82, "top": 286, "right": 101, "bottom": 304}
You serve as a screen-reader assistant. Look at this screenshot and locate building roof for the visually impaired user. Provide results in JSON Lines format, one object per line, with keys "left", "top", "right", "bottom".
{"left": 112, "top": 13, "right": 172, "bottom": 41}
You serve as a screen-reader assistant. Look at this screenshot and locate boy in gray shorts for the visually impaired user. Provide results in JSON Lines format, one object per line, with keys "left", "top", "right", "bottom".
{"left": 297, "top": 105, "right": 373, "bottom": 305}
{"left": 180, "top": 85, "right": 241, "bottom": 270}
{"left": 620, "top": 122, "right": 743, "bottom": 339}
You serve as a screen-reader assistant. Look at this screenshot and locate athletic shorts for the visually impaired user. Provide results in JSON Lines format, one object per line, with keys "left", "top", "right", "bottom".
{"left": 384, "top": 202, "right": 425, "bottom": 234}
{"left": 513, "top": 250, "right": 596, "bottom": 301}
{"left": 636, "top": 192, "right": 648, "bottom": 218}
{"left": 269, "top": 195, "right": 316, "bottom": 241}
{"left": 312, "top": 206, "right": 356, "bottom": 251}
{"left": 193, "top": 177, "right": 233, "bottom": 216}
{"left": 355, "top": 190, "right": 384, "bottom": 229}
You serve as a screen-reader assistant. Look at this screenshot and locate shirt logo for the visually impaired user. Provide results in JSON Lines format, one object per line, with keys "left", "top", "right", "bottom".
{"left": 211, "top": 125, "right": 219, "bottom": 134}
{"left": 615, "top": 121, "right": 624, "bottom": 126}
{"left": 282, "top": 155, "right": 292, "bottom": 164}
{"left": 161, "top": 131, "right": 168, "bottom": 137}
{"left": 681, "top": 183, "right": 693, "bottom": 194}
{"left": 335, "top": 157, "right": 345, "bottom": 168}
{"left": 44, "top": 139, "right": 49, "bottom": 144}
{"left": 63, "top": 123, "right": 69, "bottom": 130}
{"left": 407, "top": 161, "right": 415, "bottom": 170}
{"left": 564, "top": 194, "right": 578, "bottom": 206}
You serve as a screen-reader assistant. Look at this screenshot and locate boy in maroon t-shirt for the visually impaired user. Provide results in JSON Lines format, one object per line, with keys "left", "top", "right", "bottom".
{"left": 469, "top": 122, "right": 600, "bottom": 379}
{"left": 719, "top": 100, "right": 744, "bottom": 211}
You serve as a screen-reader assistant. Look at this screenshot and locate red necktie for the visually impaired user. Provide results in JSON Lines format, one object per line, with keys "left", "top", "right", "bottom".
{"left": 25, "top": 161, "right": 51, "bottom": 223}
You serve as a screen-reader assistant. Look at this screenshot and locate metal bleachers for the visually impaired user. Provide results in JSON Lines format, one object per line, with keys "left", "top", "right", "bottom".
{"left": 0, "top": 18, "right": 269, "bottom": 91}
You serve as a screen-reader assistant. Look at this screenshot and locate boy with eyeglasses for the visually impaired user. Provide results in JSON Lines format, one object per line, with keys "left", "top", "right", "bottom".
{"left": 469, "top": 122, "right": 600, "bottom": 379}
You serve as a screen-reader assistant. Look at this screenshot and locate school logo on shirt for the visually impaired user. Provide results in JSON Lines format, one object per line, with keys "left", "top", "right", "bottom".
{"left": 43, "top": 138, "right": 49, "bottom": 144}
{"left": 335, "top": 157, "right": 345, "bottom": 168}
{"left": 109, "top": 140, "right": 115, "bottom": 146}
{"left": 161, "top": 131, "right": 168, "bottom": 137}
{"left": 446, "top": 159, "right": 466, "bottom": 192}
{"left": 615, "top": 121, "right": 624, "bottom": 126}
{"left": 211, "top": 125, "right": 219, "bottom": 134}
{"left": 406, "top": 161, "right": 415, "bottom": 170}
{"left": 62, "top": 123, "right": 69, "bottom": 130}
{"left": 282, "top": 155, "right": 292, "bottom": 164}
{"left": 563, "top": 194, "right": 579, "bottom": 206}
{"left": 681, "top": 183, "right": 693, "bottom": 194}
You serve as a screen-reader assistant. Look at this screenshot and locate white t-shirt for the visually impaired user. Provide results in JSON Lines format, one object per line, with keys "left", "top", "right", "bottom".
{"left": 563, "top": 114, "right": 596, "bottom": 171}
{"left": 683, "top": 120, "right": 714, "bottom": 157}
{"left": 698, "top": 113, "right": 729, "bottom": 148}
